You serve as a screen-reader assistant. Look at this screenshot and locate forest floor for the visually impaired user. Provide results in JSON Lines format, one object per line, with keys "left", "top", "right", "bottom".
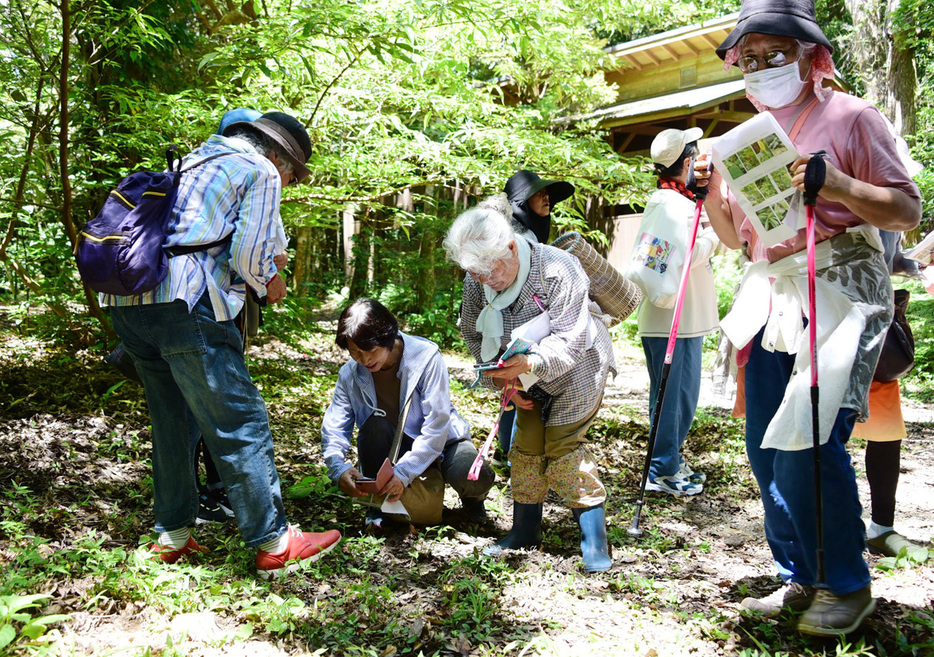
{"left": 0, "top": 305, "right": 932, "bottom": 656}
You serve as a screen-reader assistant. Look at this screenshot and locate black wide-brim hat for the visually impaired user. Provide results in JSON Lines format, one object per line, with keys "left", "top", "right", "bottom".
{"left": 504, "top": 170, "right": 575, "bottom": 207}
{"left": 716, "top": 0, "right": 833, "bottom": 61}
{"left": 223, "top": 111, "right": 312, "bottom": 183}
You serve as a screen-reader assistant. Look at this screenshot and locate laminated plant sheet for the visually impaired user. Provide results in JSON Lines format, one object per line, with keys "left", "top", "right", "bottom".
{"left": 712, "top": 112, "right": 802, "bottom": 247}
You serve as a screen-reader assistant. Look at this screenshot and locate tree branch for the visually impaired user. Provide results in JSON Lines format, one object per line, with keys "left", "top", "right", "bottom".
{"left": 307, "top": 48, "right": 364, "bottom": 128}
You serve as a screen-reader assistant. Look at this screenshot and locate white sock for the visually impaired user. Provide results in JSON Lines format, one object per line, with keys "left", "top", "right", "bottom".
{"left": 158, "top": 527, "right": 192, "bottom": 548}
{"left": 867, "top": 522, "right": 894, "bottom": 540}
{"left": 259, "top": 530, "right": 290, "bottom": 553}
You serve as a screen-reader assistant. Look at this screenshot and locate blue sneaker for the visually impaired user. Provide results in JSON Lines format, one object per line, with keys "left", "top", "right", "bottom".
{"left": 645, "top": 474, "right": 703, "bottom": 496}
{"left": 678, "top": 456, "right": 706, "bottom": 485}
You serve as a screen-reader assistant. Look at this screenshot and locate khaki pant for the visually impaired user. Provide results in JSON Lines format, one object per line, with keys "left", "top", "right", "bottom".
{"left": 510, "top": 397, "right": 606, "bottom": 508}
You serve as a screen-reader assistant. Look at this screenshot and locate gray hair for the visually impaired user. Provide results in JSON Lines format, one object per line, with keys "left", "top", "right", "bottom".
{"left": 444, "top": 194, "right": 519, "bottom": 276}
{"left": 225, "top": 126, "right": 295, "bottom": 178}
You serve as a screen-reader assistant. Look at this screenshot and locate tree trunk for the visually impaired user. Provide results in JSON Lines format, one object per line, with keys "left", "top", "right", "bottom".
{"left": 844, "top": 0, "right": 917, "bottom": 135}
{"left": 292, "top": 225, "right": 312, "bottom": 297}
{"left": 416, "top": 186, "right": 437, "bottom": 311}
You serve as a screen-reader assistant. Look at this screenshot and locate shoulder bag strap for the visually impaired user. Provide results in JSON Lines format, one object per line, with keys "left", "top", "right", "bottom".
{"left": 389, "top": 394, "right": 415, "bottom": 465}
{"left": 788, "top": 96, "right": 821, "bottom": 142}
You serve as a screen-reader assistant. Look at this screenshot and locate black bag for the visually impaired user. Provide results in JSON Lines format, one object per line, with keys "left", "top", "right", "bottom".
{"left": 76, "top": 147, "right": 232, "bottom": 296}
{"left": 873, "top": 288, "right": 915, "bottom": 383}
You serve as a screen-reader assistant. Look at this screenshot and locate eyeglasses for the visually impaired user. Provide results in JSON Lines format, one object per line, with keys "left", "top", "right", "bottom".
{"left": 738, "top": 47, "right": 797, "bottom": 74}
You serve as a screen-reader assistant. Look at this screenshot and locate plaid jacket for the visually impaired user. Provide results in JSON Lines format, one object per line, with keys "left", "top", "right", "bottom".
{"left": 460, "top": 242, "right": 614, "bottom": 426}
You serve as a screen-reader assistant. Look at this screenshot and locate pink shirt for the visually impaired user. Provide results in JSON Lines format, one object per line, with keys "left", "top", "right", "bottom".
{"left": 730, "top": 91, "right": 920, "bottom": 263}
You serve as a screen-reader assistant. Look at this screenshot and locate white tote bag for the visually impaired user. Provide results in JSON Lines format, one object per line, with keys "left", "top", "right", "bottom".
{"left": 625, "top": 192, "right": 689, "bottom": 309}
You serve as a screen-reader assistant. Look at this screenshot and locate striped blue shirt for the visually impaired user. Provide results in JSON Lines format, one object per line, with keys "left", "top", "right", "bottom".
{"left": 100, "top": 135, "right": 286, "bottom": 321}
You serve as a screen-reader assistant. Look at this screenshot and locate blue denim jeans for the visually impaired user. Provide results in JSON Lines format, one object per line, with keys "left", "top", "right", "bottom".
{"left": 745, "top": 329, "right": 870, "bottom": 595}
{"left": 642, "top": 336, "right": 702, "bottom": 479}
{"left": 111, "top": 294, "right": 287, "bottom": 547}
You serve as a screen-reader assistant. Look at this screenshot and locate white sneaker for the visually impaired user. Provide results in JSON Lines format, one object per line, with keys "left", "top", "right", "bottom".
{"left": 645, "top": 474, "right": 703, "bottom": 496}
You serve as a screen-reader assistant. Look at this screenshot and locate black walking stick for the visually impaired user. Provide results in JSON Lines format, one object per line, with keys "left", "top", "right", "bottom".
{"left": 803, "top": 154, "right": 827, "bottom": 585}
{"left": 629, "top": 177, "right": 709, "bottom": 537}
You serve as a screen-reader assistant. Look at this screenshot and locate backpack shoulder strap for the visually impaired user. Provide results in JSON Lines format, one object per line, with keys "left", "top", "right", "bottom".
{"left": 179, "top": 151, "right": 234, "bottom": 174}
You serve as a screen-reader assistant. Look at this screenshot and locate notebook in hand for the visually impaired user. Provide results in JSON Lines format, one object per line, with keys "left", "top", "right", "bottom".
{"left": 355, "top": 458, "right": 394, "bottom": 494}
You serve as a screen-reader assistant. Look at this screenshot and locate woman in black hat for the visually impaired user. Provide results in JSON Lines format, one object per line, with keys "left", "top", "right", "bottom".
{"left": 504, "top": 170, "right": 574, "bottom": 245}
{"left": 700, "top": 0, "right": 922, "bottom": 637}
{"left": 497, "top": 171, "right": 575, "bottom": 458}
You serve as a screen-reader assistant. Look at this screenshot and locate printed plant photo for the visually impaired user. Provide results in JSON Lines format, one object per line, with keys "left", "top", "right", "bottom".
{"left": 723, "top": 153, "right": 746, "bottom": 179}
{"left": 757, "top": 204, "right": 786, "bottom": 231}
{"left": 738, "top": 146, "right": 760, "bottom": 172}
{"left": 771, "top": 166, "right": 794, "bottom": 192}
{"left": 761, "top": 134, "right": 787, "bottom": 158}
{"left": 757, "top": 176, "right": 779, "bottom": 200}
{"left": 742, "top": 181, "right": 766, "bottom": 205}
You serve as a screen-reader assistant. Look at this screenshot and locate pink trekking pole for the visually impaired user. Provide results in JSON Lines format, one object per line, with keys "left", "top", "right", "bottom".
{"left": 803, "top": 153, "right": 827, "bottom": 586}
{"left": 468, "top": 379, "right": 518, "bottom": 480}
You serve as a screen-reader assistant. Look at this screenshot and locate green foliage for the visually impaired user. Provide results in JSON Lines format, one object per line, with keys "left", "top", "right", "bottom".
{"left": 875, "top": 546, "right": 931, "bottom": 572}
{"left": 0, "top": 594, "right": 71, "bottom": 652}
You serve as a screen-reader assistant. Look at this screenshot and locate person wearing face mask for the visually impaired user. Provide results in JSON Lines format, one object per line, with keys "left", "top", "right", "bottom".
{"left": 504, "top": 170, "right": 575, "bottom": 245}
{"left": 698, "top": 0, "right": 922, "bottom": 637}
{"left": 630, "top": 128, "right": 720, "bottom": 497}
{"left": 321, "top": 299, "right": 494, "bottom": 530}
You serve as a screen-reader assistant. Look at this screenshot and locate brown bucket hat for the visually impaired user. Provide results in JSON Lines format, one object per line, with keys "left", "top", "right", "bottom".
{"left": 223, "top": 111, "right": 312, "bottom": 183}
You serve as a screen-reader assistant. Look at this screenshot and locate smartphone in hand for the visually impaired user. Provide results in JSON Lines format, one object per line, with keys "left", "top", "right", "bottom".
{"left": 473, "top": 362, "right": 502, "bottom": 372}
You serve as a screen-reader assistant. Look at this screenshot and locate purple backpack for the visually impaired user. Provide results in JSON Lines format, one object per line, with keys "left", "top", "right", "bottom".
{"left": 76, "top": 147, "right": 231, "bottom": 296}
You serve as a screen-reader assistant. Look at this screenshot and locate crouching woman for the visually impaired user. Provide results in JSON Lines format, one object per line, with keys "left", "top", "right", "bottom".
{"left": 321, "top": 299, "right": 494, "bottom": 528}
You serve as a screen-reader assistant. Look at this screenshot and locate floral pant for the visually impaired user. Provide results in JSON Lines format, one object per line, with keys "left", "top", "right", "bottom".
{"left": 510, "top": 397, "right": 606, "bottom": 507}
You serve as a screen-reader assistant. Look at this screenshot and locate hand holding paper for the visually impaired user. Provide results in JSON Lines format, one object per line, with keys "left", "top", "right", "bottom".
{"left": 354, "top": 458, "right": 394, "bottom": 495}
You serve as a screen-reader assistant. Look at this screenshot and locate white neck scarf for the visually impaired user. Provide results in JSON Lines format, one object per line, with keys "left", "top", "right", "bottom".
{"left": 477, "top": 238, "right": 532, "bottom": 361}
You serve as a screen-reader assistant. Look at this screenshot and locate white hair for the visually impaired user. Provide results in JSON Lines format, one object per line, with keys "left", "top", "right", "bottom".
{"left": 444, "top": 193, "right": 519, "bottom": 276}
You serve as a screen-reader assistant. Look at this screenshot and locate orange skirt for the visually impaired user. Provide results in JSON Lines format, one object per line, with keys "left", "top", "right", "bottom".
{"left": 851, "top": 379, "right": 905, "bottom": 442}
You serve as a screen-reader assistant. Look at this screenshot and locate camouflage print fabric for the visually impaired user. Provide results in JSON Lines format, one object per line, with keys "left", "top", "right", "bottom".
{"left": 821, "top": 231, "right": 892, "bottom": 420}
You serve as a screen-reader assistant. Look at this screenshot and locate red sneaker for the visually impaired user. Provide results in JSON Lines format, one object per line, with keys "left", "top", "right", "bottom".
{"left": 256, "top": 526, "right": 341, "bottom": 579}
{"left": 150, "top": 536, "right": 208, "bottom": 564}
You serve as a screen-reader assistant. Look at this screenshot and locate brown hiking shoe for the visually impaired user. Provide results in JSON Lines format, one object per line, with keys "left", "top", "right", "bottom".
{"left": 866, "top": 531, "right": 928, "bottom": 559}
{"left": 741, "top": 582, "right": 814, "bottom": 618}
{"left": 797, "top": 586, "right": 875, "bottom": 637}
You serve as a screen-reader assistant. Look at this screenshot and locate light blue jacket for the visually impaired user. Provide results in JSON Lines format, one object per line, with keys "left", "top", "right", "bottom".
{"left": 321, "top": 332, "right": 471, "bottom": 486}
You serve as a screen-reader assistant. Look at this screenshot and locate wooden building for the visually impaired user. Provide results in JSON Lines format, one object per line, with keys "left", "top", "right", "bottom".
{"left": 573, "top": 12, "right": 752, "bottom": 270}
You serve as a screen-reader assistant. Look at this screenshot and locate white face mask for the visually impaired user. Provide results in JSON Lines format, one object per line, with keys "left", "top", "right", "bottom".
{"left": 744, "top": 63, "right": 810, "bottom": 109}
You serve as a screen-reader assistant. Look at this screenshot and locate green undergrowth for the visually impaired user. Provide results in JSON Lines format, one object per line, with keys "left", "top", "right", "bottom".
{"left": 0, "top": 300, "right": 932, "bottom": 656}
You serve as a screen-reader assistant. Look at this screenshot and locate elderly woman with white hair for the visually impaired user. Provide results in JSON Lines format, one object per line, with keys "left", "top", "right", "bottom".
{"left": 443, "top": 195, "right": 614, "bottom": 573}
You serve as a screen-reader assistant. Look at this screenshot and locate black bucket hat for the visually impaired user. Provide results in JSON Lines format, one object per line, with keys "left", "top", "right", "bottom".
{"left": 716, "top": 0, "right": 833, "bottom": 61}
{"left": 223, "top": 111, "right": 312, "bottom": 183}
{"left": 504, "top": 170, "right": 574, "bottom": 207}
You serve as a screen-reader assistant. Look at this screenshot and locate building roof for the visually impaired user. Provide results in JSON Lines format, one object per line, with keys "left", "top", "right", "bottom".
{"left": 606, "top": 12, "right": 739, "bottom": 71}
{"left": 565, "top": 79, "right": 746, "bottom": 127}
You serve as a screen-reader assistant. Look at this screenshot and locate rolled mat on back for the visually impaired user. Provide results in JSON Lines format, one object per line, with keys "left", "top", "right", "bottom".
{"left": 551, "top": 231, "right": 642, "bottom": 326}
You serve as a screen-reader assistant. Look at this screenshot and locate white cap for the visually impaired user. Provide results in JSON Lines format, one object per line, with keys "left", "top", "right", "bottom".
{"left": 650, "top": 127, "right": 704, "bottom": 168}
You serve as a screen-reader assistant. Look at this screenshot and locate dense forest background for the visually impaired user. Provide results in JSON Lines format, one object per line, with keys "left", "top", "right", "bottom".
{"left": 1, "top": 0, "right": 932, "bottom": 350}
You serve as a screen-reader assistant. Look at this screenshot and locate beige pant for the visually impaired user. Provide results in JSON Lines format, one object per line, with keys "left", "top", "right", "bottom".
{"left": 509, "top": 397, "right": 606, "bottom": 508}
